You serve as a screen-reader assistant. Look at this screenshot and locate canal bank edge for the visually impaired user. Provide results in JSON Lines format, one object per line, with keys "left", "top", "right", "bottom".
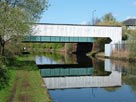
{"left": 0, "top": 55, "right": 52, "bottom": 102}
{"left": 89, "top": 52, "right": 136, "bottom": 62}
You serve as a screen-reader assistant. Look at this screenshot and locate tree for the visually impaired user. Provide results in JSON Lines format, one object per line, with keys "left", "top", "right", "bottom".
{"left": 96, "top": 12, "right": 118, "bottom": 25}
{"left": 94, "top": 12, "right": 128, "bottom": 51}
{"left": 0, "top": 0, "right": 48, "bottom": 56}
{"left": 102, "top": 12, "right": 116, "bottom": 22}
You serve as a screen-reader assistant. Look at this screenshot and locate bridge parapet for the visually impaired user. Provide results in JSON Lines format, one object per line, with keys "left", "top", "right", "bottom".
{"left": 31, "top": 23, "right": 122, "bottom": 43}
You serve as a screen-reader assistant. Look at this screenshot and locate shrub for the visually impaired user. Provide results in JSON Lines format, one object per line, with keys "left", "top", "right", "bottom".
{"left": 0, "top": 60, "right": 10, "bottom": 90}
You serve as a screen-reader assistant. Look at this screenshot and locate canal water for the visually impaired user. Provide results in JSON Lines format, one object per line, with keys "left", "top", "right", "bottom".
{"left": 35, "top": 53, "right": 136, "bottom": 102}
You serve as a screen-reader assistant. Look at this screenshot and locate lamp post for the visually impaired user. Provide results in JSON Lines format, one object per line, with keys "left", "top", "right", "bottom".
{"left": 92, "top": 10, "right": 96, "bottom": 25}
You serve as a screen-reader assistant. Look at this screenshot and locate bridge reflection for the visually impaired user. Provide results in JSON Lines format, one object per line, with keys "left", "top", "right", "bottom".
{"left": 40, "top": 68, "right": 93, "bottom": 77}
{"left": 35, "top": 54, "right": 93, "bottom": 68}
{"left": 36, "top": 55, "right": 94, "bottom": 77}
{"left": 36, "top": 55, "right": 121, "bottom": 89}
{"left": 44, "top": 71, "right": 121, "bottom": 89}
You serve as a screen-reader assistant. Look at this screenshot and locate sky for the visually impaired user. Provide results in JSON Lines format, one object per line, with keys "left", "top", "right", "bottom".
{"left": 39, "top": 0, "right": 136, "bottom": 24}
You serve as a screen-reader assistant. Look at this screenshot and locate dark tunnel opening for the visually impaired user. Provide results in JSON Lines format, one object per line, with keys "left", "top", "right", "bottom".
{"left": 73, "top": 42, "right": 93, "bottom": 55}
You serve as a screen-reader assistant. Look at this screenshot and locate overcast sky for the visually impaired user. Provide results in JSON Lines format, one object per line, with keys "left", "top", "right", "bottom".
{"left": 39, "top": 0, "right": 136, "bottom": 24}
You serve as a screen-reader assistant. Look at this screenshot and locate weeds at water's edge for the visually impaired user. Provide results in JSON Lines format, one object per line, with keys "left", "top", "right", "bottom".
{"left": 92, "top": 51, "right": 136, "bottom": 63}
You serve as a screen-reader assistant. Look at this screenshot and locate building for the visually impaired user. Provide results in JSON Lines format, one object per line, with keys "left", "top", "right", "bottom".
{"left": 122, "top": 18, "right": 136, "bottom": 30}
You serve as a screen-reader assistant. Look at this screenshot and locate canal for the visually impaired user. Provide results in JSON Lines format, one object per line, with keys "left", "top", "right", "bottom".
{"left": 35, "top": 53, "right": 136, "bottom": 102}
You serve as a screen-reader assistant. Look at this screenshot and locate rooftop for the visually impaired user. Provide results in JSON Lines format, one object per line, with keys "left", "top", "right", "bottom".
{"left": 122, "top": 18, "right": 136, "bottom": 26}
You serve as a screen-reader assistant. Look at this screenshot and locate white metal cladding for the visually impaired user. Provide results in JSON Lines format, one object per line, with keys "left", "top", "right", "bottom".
{"left": 43, "top": 71, "right": 121, "bottom": 89}
{"left": 32, "top": 24, "right": 122, "bottom": 43}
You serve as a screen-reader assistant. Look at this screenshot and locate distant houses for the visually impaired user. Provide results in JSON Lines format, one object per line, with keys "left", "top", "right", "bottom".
{"left": 122, "top": 18, "right": 136, "bottom": 30}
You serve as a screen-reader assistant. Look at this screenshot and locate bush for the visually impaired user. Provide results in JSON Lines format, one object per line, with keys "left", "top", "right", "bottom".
{"left": 0, "top": 60, "right": 10, "bottom": 90}
{"left": 122, "top": 34, "right": 128, "bottom": 40}
{"left": 94, "top": 38, "right": 111, "bottom": 51}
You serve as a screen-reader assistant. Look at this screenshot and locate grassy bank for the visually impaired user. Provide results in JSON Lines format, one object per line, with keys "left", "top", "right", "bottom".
{"left": 94, "top": 51, "right": 136, "bottom": 62}
{"left": 0, "top": 70, "right": 17, "bottom": 102}
{"left": 0, "top": 55, "right": 51, "bottom": 102}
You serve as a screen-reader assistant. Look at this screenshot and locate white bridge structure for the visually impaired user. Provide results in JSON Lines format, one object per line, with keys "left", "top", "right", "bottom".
{"left": 43, "top": 59, "right": 122, "bottom": 90}
{"left": 28, "top": 23, "right": 122, "bottom": 56}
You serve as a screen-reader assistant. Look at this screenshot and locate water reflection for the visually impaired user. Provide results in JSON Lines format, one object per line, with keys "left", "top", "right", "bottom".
{"left": 35, "top": 53, "right": 136, "bottom": 102}
{"left": 44, "top": 71, "right": 121, "bottom": 89}
{"left": 49, "top": 85, "right": 135, "bottom": 102}
{"left": 36, "top": 54, "right": 94, "bottom": 77}
{"left": 40, "top": 68, "right": 93, "bottom": 77}
{"left": 35, "top": 54, "right": 93, "bottom": 67}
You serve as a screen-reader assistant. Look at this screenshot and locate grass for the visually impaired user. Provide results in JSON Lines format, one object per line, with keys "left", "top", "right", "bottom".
{"left": 28, "top": 71, "right": 51, "bottom": 102}
{"left": 0, "top": 55, "right": 52, "bottom": 102}
{"left": 11, "top": 70, "right": 51, "bottom": 102}
{"left": 0, "top": 70, "right": 17, "bottom": 102}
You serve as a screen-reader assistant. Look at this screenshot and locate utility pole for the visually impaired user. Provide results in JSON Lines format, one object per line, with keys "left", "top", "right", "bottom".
{"left": 92, "top": 10, "right": 96, "bottom": 25}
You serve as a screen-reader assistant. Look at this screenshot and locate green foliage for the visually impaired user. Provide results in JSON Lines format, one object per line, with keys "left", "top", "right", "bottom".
{"left": 22, "top": 43, "right": 64, "bottom": 53}
{"left": 0, "top": 0, "right": 48, "bottom": 56}
{"left": 97, "top": 12, "right": 117, "bottom": 25}
{"left": 0, "top": 55, "right": 51, "bottom": 102}
{"left": 65, "top": 43, "right": 73, "bottom": 53}
{"left": 0, "top": 70, "right": 17, "bottom": 102}
{"left": 123, "top": 62, "right": 136, "bottom": 92}
{"left": 94, "top": 38, "right": 111, "bottom": 51}
{"left": 0, "top": 60, "right": 10, "bottom": 90}
{"left": 45, "top": 43, "right": 64, "bottom": 49}
{"left": 95, "top": 12, "right": 129, "bottom": 51}
{"left": 92, "top": 58, "right": 111, "bottom": 76}
{"left": 102, "top": 12, "right": 116, "bottom": 22}
{"left": 128, "top": 41, "right": 136, "bottom": 58}
{"left": 122, "top": 34, "right": 128, "bottom": 40}
{"left": 44, "top": 53, "right": 63, "bottom": 61}
{"left": 127, "top": 30, "right": 136, "bottom": 39}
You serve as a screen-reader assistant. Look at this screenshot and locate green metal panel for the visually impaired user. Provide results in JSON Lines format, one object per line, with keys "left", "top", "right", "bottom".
{"left": 64, "top": 37, "right": 69, "bottom": 42}
{"left": 60, "top": 37, "right": 64, "bottom": 42}
{"left": 40, "top": 68, "right": 94, "bottom": 77}
{"left": 55, "top": 36, "right": 60, "bottom": 41}
{"left": 30, "top": 36, "right": 39, "bottom": 41}
{"left": 51, "top": 36, "right": 56, "bottom": 41}
{"left": 79, "top": 37, "right": 85, "bottom": 42}
{"left": 24, "top": 36, "right": 95, "bottom": 42}
{"left": 42, "top": 36, "right": 51, "bottom": 41}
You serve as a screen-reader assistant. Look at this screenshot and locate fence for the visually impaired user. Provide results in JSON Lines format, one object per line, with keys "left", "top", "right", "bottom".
{"left": 110, "top": 40, "right": 136, "bottom": 58}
